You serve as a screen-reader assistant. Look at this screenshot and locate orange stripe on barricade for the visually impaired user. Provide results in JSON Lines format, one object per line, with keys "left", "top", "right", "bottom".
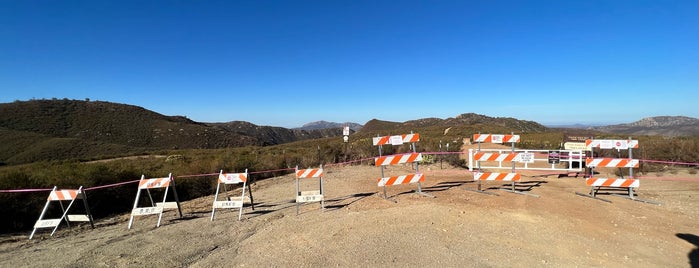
{"left": 377, "top": 173, "right": 424, "bottom": 187}
{"left": 586, "top": 158, "right": 639, "bottom": 168}
{"left": 473, "top": 152, "right": 518, "bottom": 161}
{"left": 586, "top": 178, "right": 639, "bottom": 188}
{"left": 296, "top": 168, "right": 323, "bottom": 178}
{"left": 48, "top": 189, "right": 79, "bottom": 201}
{"left": 472, "top": 134, "right": 520, "bottom": 143}
{"left": 218, "top": 173, "right": 247, "bottom": 184}
{"left": 372, "top": 133, "right": 420, "bottom": 146}
{"left": 474, "top": 172, "right": 521, "bottom": 181}
{"left": 375, "top": 153, "right": 422, "bottom": 166}
{"left": 138, "top": 177, "right": 171, "bottom": 189}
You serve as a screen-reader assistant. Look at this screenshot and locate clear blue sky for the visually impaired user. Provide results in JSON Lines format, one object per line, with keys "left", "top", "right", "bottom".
{"left": 1, "top": 0, "right": 697, "bottom": 128}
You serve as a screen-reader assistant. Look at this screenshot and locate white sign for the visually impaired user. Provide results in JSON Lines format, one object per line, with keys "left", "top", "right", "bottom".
{"left": 599, "top": 140, "right": 614, "bottom": 149}
{"left": 156, "top": 202, "right": 179, "bottom": 209}
{"left": 131, "top": 207, "right": 163, "bottom": 216}
{"left": 67, "top": 214, "right": 91, "bottom": 222}
{"left": 34, "top": 219, "right": 61, "bottom": 228}
{"left": 296, "top": 194, "right": 323, "bottom": 203}
{"left": 564, "top": 142, "right": 589, "bottom": 151}
{"left": 343, "top": 126, "right": 350, "bottom": 136}
{"left": 389, "top": 135, "right": 404, "bottom": 145}
{"left": 213, "top": 200, "right": 243, "bottom": 209}
{"left": 220, "top": 173, "right": 245, "bottom": 184}
{"left": 514, "top": 152, "right": 535, "bottom": 163}
{"left": 491, "top": 135, "right": 504, "bottom": 144}
{"left": 614, "top": 140, "right": 629, "bottom": 150}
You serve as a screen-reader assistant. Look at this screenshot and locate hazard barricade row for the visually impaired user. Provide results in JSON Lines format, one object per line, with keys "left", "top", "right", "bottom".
{"left": 211, "top": 169, "right": 254, "bottom": 221}
{"left": 16, "top": 134, "right": 682, "bottom": 239}
{"left": 29, "top": 186, "right": 94, "bottom": 239}
{"left": 128, "top": 173, "right": 183, "bottom": 229}
{"left": 295, "top": 165, "right": 324, "bottom": 215}
{"left": 373, "top": 132, "right": 433, "bottom": 201}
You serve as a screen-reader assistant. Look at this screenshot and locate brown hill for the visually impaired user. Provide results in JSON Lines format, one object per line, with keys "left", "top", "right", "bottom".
{"left": 0, "top": 100, "right": 342, "bottom": 164}
{"left": 594, "top": 116, "right": 699, "bottom": 136}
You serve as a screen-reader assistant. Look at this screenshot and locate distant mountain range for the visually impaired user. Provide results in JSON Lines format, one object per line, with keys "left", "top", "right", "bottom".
{"left": 592, "top": 116, "right": 699, "bottom": 136}
{"left": 295, "top": 121, "right": 363, "bottom": 131}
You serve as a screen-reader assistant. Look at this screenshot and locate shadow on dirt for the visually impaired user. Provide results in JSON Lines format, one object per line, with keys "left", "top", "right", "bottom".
{"left": 325, "top": 192, "right": 374, "bottom": 210}
{"left": 676, "top": 233, "right": 698, "bottom": 268}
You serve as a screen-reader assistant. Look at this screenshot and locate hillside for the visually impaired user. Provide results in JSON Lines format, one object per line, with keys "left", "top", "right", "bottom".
{"left": 0, "top": 100, "right": 343, "bottom": 164}
{"left": 594, "top": 116, "right": 699, "bottom": 136}
{"left": 360, "top": 113, "right": 548, "bottom": 133}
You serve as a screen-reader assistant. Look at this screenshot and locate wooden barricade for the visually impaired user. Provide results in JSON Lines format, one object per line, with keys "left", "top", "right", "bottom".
{"left": 127, "top": 173, "right": 183, "bottom": 229}
{"left": 295, "top": 165, "right": 324, "bottom": 215}
{"left": 29, "top": 186, "right": 94, "bottom": 239}
{"left": 211, "top": 169, "right": 254, "bottom": 221}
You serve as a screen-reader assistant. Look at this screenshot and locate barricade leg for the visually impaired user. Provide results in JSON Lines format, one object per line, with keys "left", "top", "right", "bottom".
{"left": 415, "top": 182, "right": 435, "bottom": 198}
{"left": 211, "top": 183, "right": 222, "bottom": 221}
{"left": 29, "top": 199, "right": 52, "bottom": 240}
{"left": 81, "top": 192, "right": 95, "bottom": 229}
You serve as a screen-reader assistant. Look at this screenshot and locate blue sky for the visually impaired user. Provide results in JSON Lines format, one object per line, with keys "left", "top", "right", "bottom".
{"left": 1, "top": 0, "right": 697, "bottom": 128}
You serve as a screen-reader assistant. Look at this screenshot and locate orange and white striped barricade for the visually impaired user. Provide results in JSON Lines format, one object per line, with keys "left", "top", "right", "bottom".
{"left": 578, "top": 139, "right": 657, "bottom": 204}
{"left": 584, "top": 157, "right": 639, "bottom": 198}
{"left": 472, "top": 134, "right": 520, "bottom": 144}
{"left": 468, "top": 133, "right": 539, "bottom": 197}
{"left": 127, "top": 173, "right": 183, "bottom": 229}
{"left": 373, "top": 132, "right": 432, "bottom": 201}
{"left": 575, "top": 178, "right": 642, "bottom": 203}
{"left": 585, "top": 139, "right": 639, "bottom": 150}
{"left": 295, "top": 165, "right": 324, "bottom": 215}
{"left": 585, "top": 158, "right": 639, "bottom": 168}
{"left": 375, "top": 153, "right": 434, "bottom": 200}
{"left": 467, "top": 172, "right": 537, "bottom": 197}
{"left": 211, "top": 169, "right": 254, "bottom": 221}
{"left": 470, "top": 133, "right": 520, "bottom": 171}
{"left": 372, "top": 133, "right": 420, "bottom": 146}
{"left": 29, "top": 186, "right": 94, "bottom": 239}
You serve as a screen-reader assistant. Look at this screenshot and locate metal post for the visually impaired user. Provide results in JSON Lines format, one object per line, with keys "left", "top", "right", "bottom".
{"left": 295, "top": 166, "right": 300, "bottom": 215}
{"left": 81, "top": 188, "right": 95, "bottom": 229}
{"left": 320, "top": 165, "right": 325, "bottom": 210}
{"left": 511, "top": 132, "right": 516, "bottom": 192}
{"left": 628, "top": 137, "right": 634, "bottom": 198}
{"left": 238, "top": 176, "right": 246, "bottom": 221}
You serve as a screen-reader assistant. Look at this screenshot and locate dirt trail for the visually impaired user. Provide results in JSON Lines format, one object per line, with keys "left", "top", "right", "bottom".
{"left": 1, "top": 164, "right": 697, "bottom": 267}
